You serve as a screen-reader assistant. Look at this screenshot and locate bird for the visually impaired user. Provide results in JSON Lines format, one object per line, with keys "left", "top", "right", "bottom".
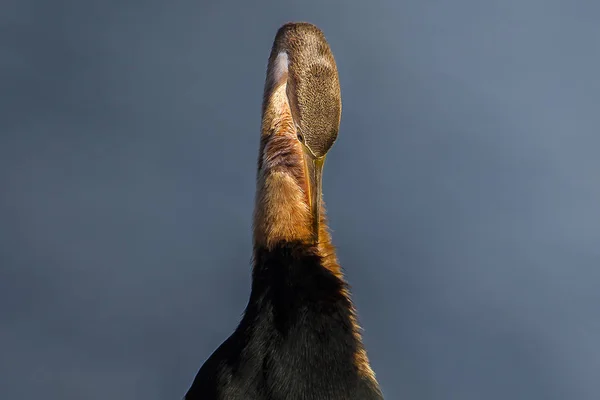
{"left": 184, "top": 22, "right": 383, "bottom": 400}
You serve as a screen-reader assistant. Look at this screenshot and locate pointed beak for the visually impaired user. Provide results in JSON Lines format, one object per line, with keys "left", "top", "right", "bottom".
{"left": 302, "top": 146, "right": 325, "bottom": 243}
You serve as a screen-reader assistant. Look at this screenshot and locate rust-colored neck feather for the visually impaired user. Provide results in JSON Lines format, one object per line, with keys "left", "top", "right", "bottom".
{"left": 252, "top": 79, "right": 341, "bottom": 278}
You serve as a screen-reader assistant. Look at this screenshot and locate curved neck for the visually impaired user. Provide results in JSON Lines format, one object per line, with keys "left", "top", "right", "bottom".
{"left": 252, "top": 81, "right": 341, "bottom": 277}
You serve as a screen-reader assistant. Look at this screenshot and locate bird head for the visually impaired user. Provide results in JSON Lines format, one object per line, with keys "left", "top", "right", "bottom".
{"left": 262, "top": 22, "right": 341, "bottom": 242}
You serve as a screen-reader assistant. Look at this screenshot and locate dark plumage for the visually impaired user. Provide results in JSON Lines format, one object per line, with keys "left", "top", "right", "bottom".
{"left": 185, "top": 242, "right": 382, "bottom": 399}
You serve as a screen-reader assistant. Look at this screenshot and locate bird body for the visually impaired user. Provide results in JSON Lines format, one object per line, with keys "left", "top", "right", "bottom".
{"left": 185, "top": 22, "right": 383, "bottom": 400}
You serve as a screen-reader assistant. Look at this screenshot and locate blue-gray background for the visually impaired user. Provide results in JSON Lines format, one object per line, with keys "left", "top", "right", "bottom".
{"left": 2, "top": 0, "right": 599, "bottom": 399}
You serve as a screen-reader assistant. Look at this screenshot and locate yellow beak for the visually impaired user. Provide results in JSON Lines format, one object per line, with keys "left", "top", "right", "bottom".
{"left": 302, "top": 146, "right": 325, "bottom": 243}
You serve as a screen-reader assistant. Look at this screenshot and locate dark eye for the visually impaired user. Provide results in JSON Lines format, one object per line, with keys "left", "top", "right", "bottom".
{"left": 297, "top": 133, "right": 304, "bottom": 142}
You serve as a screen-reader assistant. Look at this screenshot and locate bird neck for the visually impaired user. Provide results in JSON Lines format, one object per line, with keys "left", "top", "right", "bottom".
{"left": 252, "top": 154, "right": 341, "bottom": 278}
{"left": 252, "top": 82, "right": 341, "bottom": 277}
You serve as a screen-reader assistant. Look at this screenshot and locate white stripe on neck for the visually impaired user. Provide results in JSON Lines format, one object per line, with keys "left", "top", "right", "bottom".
{"left": 271, "top": 51, "right": 288, "bottom": 85}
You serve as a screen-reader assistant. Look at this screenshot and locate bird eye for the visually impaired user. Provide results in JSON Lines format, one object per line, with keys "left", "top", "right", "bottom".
{"left": 297, "top": 133, "right": 304, "bottom": 142}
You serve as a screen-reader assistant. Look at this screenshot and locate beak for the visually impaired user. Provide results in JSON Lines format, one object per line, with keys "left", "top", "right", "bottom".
{"left": 302, "top": 146, "right": 326, "bottom": 243}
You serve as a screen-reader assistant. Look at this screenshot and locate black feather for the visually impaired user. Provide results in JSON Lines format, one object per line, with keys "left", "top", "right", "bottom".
{"left": 185, "top": 240, "right": 383, "bottom": 400}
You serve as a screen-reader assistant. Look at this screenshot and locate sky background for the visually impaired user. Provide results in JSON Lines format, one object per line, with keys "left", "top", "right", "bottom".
{"left": 2, "top": 0, "right": 600, "bottom": 399}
